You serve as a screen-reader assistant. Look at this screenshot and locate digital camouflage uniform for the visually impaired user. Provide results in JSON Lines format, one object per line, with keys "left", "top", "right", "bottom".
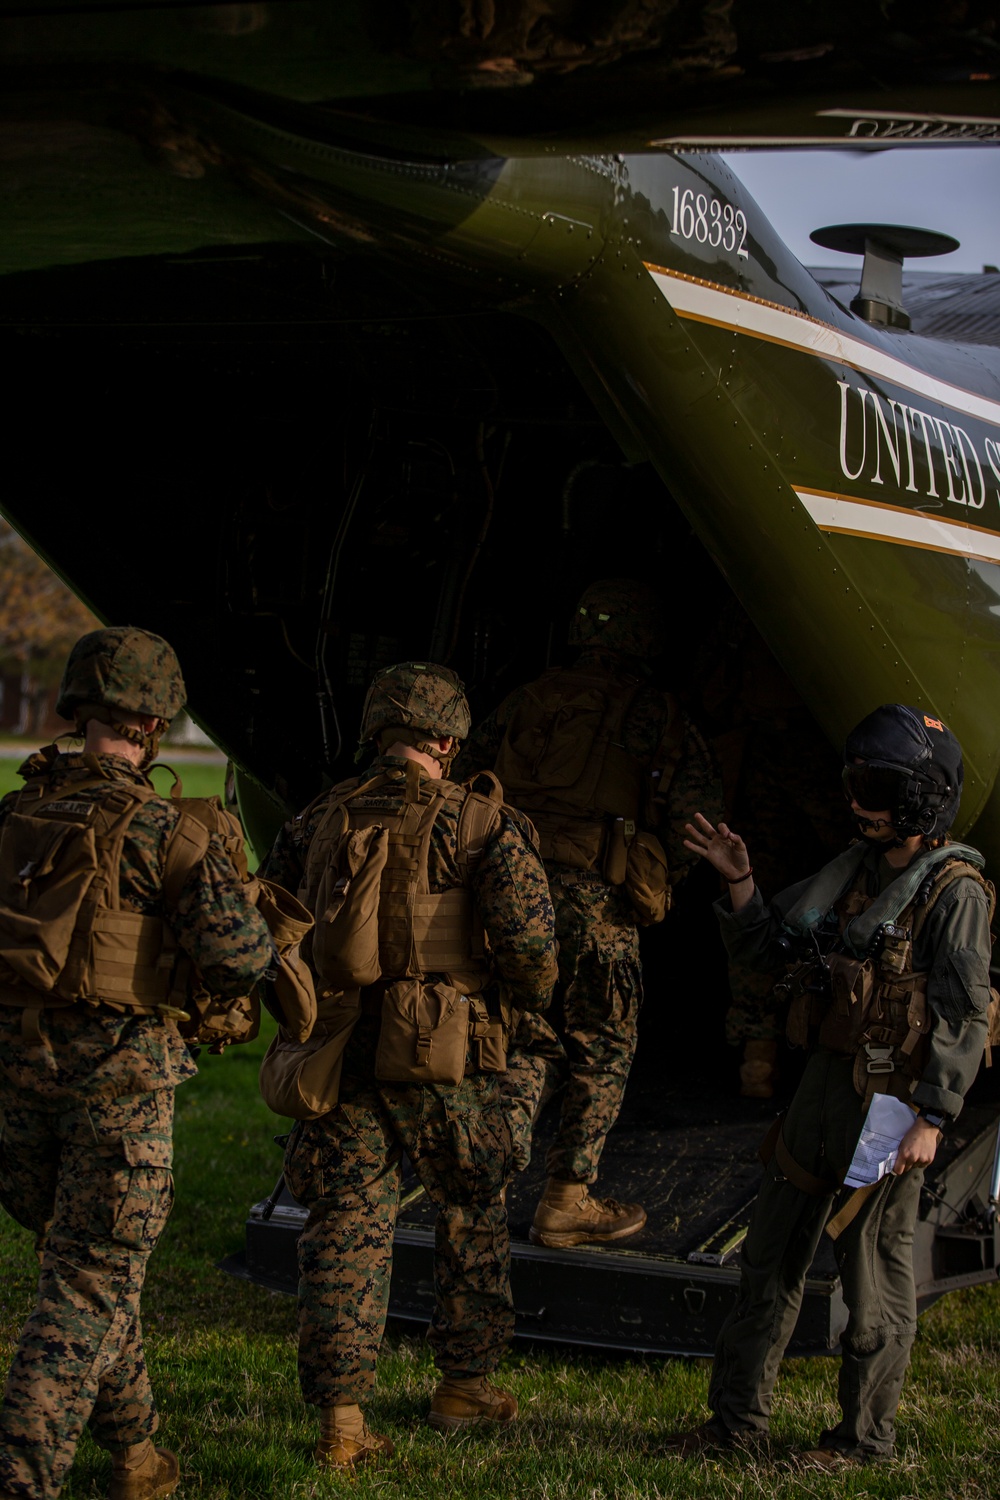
{"left": 455, "top": 647, "right": 723, "bottom": 1184}
{"left": 0, "top": 751, "right": 272, "bottom": 1500}
{"left": 708, "top": 846, "right": 991, "bottom": 1459}
{"left": 695, "top": 610, "right": 853, "bottom": 1050}
{"left": 723, "top": 714, "right": 853, "bottom": 1048}
{"left": 263, "top": 754, "right": 557, "bottom": 1407}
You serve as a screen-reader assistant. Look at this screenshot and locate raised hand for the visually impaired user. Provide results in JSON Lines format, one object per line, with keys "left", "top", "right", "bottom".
{"left": 683, "top": 813, "right": 753, "bottom": 886}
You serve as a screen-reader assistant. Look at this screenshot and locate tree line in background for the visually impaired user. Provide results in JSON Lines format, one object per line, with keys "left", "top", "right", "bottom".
{"left": 0, "top": 521, "right": 100, "bottom": 736}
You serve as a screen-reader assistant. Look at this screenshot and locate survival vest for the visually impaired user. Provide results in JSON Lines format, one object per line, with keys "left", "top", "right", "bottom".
{"left": 780, "top": 843, "right": 997, "bottom": 1104}
{"left": 0, "top": 757, "right": 311, "bottom": 1053}
{"left": 491, "top": 664, "right": 678, "bottom": 920}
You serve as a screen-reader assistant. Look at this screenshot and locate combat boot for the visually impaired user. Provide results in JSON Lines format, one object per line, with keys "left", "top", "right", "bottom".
{"left": 529, "top": 1178, "right": 646, "bottom": 1247}
{"left": 739, "top": 1039, "right": 778, "bottom": 1099}
{"left": 428, "top": 1375, "right": 518, "bottom": 1433}
{"left": 315, "top": 1405, "right": 394, "bottom": 1470}
{"left": 108, "top": 1441, "right": 179, "bottom": 1500}
{"left": 792, "top": 1447, "right": 865, "bottom": 1472}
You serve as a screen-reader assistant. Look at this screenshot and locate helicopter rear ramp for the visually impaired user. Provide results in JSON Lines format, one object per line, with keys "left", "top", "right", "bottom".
{"left": 223, "top": 1070, "right": 1000, "bottom": 1357}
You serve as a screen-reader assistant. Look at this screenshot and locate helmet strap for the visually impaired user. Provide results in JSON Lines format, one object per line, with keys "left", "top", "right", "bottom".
{"left": 76, "top": 705, "right": 168, "bottom": 770}
{"left": 376, "top": 727, "right": 460, "bottom": 770}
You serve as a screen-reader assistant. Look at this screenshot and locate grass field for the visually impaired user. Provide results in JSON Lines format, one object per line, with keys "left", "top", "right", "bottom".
{"left": 0, "top": 1014, "right": 998, "bottom": 1499}
{"left": 0, "top": 753, "right": 227, "bottom": 806}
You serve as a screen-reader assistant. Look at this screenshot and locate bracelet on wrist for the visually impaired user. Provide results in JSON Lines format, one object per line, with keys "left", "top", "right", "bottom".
{"left": 727, "top": 867, "right": 753, "bottom": 886}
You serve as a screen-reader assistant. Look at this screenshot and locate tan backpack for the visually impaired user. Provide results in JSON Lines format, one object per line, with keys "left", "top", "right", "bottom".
{"left": 260, "top": 766, "right": 509, "bottom": 1119}
{"left": 492, "top": 667, "right": 677, "bottom": 921}
{"left": 0, "top": 768, "right": 314, "bottom": 1053}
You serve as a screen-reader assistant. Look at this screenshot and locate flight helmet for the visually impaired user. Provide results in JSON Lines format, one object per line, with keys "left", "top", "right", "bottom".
{"left": 842, "top": 704, "right": 963, "bottom": 842}
{"left": 568, "top": 578, "right": 666, "bottom": 659}
{"left": 57, "top": 626, "right": 186, "bottom": 766}
{"left": 359, "top": 661, "right": 471, "bottom": 765}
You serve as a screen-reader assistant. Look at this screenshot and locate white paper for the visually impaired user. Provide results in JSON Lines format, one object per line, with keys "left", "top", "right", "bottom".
{"left": 843, "top": 1094, "right": 918, "bottom": 1188}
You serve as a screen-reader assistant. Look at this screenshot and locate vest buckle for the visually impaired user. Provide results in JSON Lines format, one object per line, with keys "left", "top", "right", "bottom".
{"left": 864, "top": 1042, "right": 895, "bottom": 1075}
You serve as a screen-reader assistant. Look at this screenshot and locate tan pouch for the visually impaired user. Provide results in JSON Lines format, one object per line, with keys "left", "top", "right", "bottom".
{"left": 467, "top": 995, "right": 508, "bottom": 1074}
{"left": 539, "top": 817, "right": 605, "bottom": 872}
{"left": 258, "top": 1001, "right": 361, "bottom": 1120}
{"left": 0, "top": 812, "right": 99, "bottom": 992}
{"left": 623, "top": 830, "right": 671, "bottom": 926}
{"left": 374, "top": 978, "right": 470, "bottom": 1085}
{"left": 183, "top": 988, "right": 260, "bottom": 1054}
{"left": 986, "top": 986, "right": 1000, "bottom": 1067}
{"left": 253, "top": 879, "right": 317, "bottom": 1043}
{"left": 818, "top": 955, "right": 874, "bottom": 1053}
{"left": 309, "top": 822, "right": 388, "bottom": 991}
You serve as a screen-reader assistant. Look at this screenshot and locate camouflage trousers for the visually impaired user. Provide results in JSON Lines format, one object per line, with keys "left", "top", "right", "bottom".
{"left": 284, "top": 1069, "right": 513, "bottom": 1408}
{"left": 725, "top": 722, "right": 852, "bottom": 1047}
{"left": 504, "top": 871, "right": 641, "bottom": 1185}
{"left": 0, "top": 1087, "right": 174, "bottom": 1500}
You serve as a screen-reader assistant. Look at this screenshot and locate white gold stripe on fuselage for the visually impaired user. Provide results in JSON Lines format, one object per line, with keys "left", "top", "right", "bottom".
{"left": 795, "top": 489, "right": 1000, "bottom": 565}
{"left": 644, "top": 265, "right": 1000, "bottom": 429}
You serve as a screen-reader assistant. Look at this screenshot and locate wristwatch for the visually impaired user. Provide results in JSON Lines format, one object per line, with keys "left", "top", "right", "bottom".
{"left": 917, "top": 1107, "right": 949, "bottom": 1131}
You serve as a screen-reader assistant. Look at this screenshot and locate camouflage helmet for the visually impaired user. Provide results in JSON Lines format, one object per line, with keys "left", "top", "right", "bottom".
{"left": 359, "top": 661, "right": 471, "bottom": 745}
{"left": 568, "top": 578, "right": 666, "bottom": 659}
{"left": 56, "top": 626, "right": 186, "bottom": 723}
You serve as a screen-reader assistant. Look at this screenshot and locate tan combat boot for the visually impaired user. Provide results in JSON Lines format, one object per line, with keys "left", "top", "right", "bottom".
{"left": 314, "top": 1404, "right": 394, "bottom": 1470}
{"left": 108, "top": 1442, "right": 179, "bottom": 1500}
{"left": 529, "top": 1178, "right": 646, "bottom": 1248}
{"left": 428, "top": 1374, "right": 518, "bottom": 1433}
{"left": 739, "top": 1038, "right": 778, "bottom": 1099}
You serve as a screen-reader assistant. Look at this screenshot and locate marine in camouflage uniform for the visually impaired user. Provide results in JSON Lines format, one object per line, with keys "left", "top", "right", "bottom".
{"left": 0, "top": 628, "right": 272, "bottom": 1500}
{"left": 263, "top": 662, "right": 557, "bottom": 1470}
{"left": 454, "top": 580, "right": 723, "bottom": 1247}
{"left": 697, "top": 610, "right": 853, "bottom": 1095}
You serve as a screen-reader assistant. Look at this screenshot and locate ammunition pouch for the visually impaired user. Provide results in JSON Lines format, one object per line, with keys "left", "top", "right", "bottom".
{"left": 372, "top": 978, "right": 511, "bottom": 1085}
{"left": 374, "top": 978, "right": 472, "bottom": 1085}
{"left": 817, "top": 955, "right": 875, "bottom": 1055}
{"left": 622, "top": 829, "right": 670, "bottom": 926}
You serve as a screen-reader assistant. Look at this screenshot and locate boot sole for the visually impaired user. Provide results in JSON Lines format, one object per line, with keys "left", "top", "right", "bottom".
{"left": 529, "top": 1215, "right": 647, "bottom": 1248}
{"left": 427, "top": 1410, "right": 516, "bottom": 1434}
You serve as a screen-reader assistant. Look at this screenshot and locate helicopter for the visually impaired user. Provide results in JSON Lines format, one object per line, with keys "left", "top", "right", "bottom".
{"left": 1, "top": 0, "right": 999, "bottom": 1354}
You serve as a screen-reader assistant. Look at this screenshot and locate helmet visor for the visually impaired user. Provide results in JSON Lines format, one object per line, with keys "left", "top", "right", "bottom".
{"left": 842, "top": 762, "right": 903, "bottom": 813}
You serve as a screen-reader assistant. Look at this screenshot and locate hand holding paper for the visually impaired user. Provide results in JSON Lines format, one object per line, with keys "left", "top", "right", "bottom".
{"left": 844, "top": 1095, "right": 920, "bottom": 1189}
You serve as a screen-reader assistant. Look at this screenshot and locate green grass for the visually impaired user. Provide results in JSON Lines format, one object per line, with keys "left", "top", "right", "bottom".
{"left": 1, "top": 1021, "right": 998, "bottom": 1497}
{"left": 0, "top": 753, "right": 227, "bottom": 804}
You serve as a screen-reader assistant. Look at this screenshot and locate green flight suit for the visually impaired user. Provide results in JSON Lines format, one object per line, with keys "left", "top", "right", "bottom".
{"left": 708, "top": 845, "right": 991, "bottom": 1459}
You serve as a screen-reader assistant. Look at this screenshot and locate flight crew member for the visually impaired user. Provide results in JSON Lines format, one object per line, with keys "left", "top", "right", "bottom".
{"left": 454, "top": 579, "right": 723, "bottom": 1248}
{"left": 672, "top": 704, "right": 992, "bottom": 1469}
{"left": 0, "top": 627, "right": 272, "bottom": 1500}
{"left": 264, "top": 662, "right": 557, "bottom": 1471}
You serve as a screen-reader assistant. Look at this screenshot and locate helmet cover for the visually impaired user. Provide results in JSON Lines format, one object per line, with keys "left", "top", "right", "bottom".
{"left": 843, "top": 704, "right": 963, "bottom": 840}
{"left": 568, "top": 578, "right": 666, "bottom": 659}
{"left": 359, "top": 661, "right": 471, "bottom": 745}
{"left": 56, "top": 626, "right": 186, "bottom": 723}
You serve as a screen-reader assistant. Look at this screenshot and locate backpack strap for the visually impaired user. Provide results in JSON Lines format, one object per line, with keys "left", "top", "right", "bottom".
{"left": 648, "top": 692, "right": 686, "bottom": 806}
{"left": 162, "top": 811, "right": 213, "bottom": 911}
{"left": 456, "top": 772, "right": 505, "bottom": 878}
